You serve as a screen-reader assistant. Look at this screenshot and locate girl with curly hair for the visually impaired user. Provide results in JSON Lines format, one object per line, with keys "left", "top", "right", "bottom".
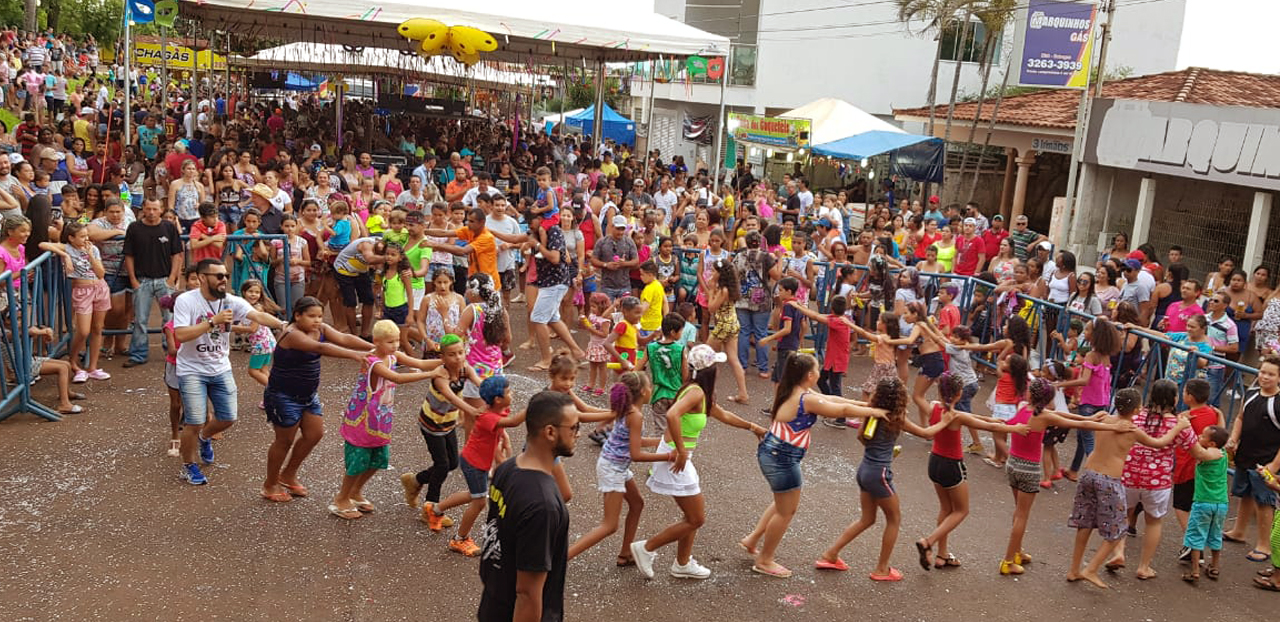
{"left": 814, "top": 377, "right": 947, "bottom": 581}
{"left": 742, "top": 353, "right": 889, "bottom": 578}
{"left": 706, "top": 257, "right": 749, "bottom": 403}
{"left": 957, "top": 314, "right": 1034, "bottom": 467}
{"left": 998, "top": 377, "right": 1138, "bottom": 576}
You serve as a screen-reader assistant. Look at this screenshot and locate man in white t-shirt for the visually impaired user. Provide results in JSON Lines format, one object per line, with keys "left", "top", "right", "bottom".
{"left": 462, "top": 171, "right": 498, "bottom": 208}
{"left": 173, "top": 258, "right": 284, "bottom": 486}
{"left": 652, "top": 176, "right": 678, "bottom": 227}
{"left": 796, "top": 178, "right": 814, "bottom": 218}
{"left": 484, "top": 193, "right": 522, "bottom": 303}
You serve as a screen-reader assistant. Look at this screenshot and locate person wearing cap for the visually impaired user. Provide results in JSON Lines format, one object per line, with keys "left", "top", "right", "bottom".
{"left": 625, "top": 178, "right": 654, "bottom": 209}
{"left": 591, "top": 214, "right": 640, "bottom": 300}
{"left": 1120, "top": 258, "right": 1156, "bottom": 326}
{"left": 1035, "top": 240, "right": 1056, "bottom": 276}
{"left": 953, "top": 217, "right": 986, "bottom": 277}
{"left": 630, "top": 342, "right": 767, "bottom": 580}
{"left": 979, "top": 213, "right": 1008, "bottom": 271}
{"left": 73, "top": 107, "right": 96, "bottom": 152}
{"left": 923, "top": 196, "right": 946, "bottom": 226}
{"left": 247, "top": 183, "right": 286, "bottom": 235}
{"left": 1007, "top": 215, "right": 1046, "bottom": 262}
{"left": 36, "top": 148, "right": 70, "bottom": 207}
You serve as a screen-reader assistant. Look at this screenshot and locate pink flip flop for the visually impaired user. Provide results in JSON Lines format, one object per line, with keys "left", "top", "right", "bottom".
{"left": 814, "top": 558, "right": 850, "bottom": 571}
{"left": 869, "top": 567, "right": 904, "bottom": 582}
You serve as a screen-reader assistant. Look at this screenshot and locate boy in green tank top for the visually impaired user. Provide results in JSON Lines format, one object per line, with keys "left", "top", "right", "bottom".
{"left": 1181, "top": 424, "right": 1230, "bottom": 582}
{"left": 637, "top": 313, "right": 687, "bottom": 436}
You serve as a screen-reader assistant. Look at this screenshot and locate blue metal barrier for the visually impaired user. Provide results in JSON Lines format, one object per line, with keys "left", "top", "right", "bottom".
{"left": 0, "top": 271, "right": 48, "bottom": 422}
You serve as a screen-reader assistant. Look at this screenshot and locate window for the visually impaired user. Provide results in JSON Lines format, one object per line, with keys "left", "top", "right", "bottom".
{"left": 940, "top": 19, "right": 1001, "bottom": 64}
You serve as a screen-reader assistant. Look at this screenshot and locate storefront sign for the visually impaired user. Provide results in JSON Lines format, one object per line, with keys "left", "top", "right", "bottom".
{"left": 1032, "top": 137, "right": 1073, "bottom": 154}
{"left": 1015, "top": 0, "right": 1097, "bottom": 89}
{"left": 133, "top": 43, "right": 225, "bottom": 70}
{"left": 1084, "top": 98, "right": 1280, "bottom": 192}
{"left": 727, "top": 113, "right": 810, "bottom": 150}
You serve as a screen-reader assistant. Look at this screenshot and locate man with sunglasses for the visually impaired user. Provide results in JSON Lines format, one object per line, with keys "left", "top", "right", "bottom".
{"left": 123, "top": 199, "right": 184, "bottom": 368}
{"left": 1204, "top": 293, "right": 1240, "bottom": 407}
{"left": 479, "top": 390, "right": 577, "bottom": 622}
{"left": 172, "top": 258, "right": 285, "bottom": 486}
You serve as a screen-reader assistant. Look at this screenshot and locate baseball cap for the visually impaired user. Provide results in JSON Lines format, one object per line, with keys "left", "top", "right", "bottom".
{"left": 79, "top": 106, "right": 94, "bottom": 115}
{"left": 7, "top": 154, "right": 23, "bottom": 164}
{"left": 310, "top": 143, "right": 322, "bottom": 152}
{"left": 1038, "top": 241, "right": 1052, "bottom": 250}
{"left": 1126, "top": 250, "right": 1146, "bottom": 262}
{"left": 612, "top": 215, "right": 628, "bottom": 228}
{"left": 1123, "top": 259, "right": 1142, "bottom": 270}
{"left": 687, "top": 344, "right": 727, "bottom": 371}
{"left": 929, "top": 195, "right": 940, "bottom": 204}
{"left": 633, "top": 179, "right": 645, "bottom": 186}
{"left": 991, "top": 214, "right": 1004, "bottom": 221}
{"left": 814, "top": 218, "right": 833, "bottom": 229}
{"left": 963, "top": 217, "right": 977, "bottom": 226}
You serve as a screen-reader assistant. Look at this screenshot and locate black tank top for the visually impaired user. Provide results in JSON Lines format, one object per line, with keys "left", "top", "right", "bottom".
{"left": 268, "top": 328, "right": 324, "bottom": 398}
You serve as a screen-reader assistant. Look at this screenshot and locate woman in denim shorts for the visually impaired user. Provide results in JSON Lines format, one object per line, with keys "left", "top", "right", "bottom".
{"left": 741, "top": 353, "right": 889, "bottom": 579}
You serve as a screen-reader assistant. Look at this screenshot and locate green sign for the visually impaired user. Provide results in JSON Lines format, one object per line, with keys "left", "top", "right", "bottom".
{"left": 728, "top": 113, "right": 811, "bottom": 150}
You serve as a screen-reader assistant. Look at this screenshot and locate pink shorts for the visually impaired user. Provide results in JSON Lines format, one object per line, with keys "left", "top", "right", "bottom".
{"left": 71, "top": 280, "right": 111, "bottom": 314}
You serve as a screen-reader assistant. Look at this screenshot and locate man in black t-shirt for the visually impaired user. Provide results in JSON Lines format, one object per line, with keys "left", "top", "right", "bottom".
{"left": 123, "top": 198, "right": 184, "bottom": 367}
{"left": 478, "top": 391, "right": 576, "bottom": 622}
{"left": 1224, "top": 355, "right": 1280, "bottom": 556}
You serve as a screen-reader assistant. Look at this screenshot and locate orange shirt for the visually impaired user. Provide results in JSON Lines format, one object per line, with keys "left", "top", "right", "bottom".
{"left": 456, "top": 226, "right": 500, "bottom": 287}
{"left": 189, "top": 219, "right": 227, "bottom": 263}
{"left": 445, "top": 180, "right": 470, "bottom": 200}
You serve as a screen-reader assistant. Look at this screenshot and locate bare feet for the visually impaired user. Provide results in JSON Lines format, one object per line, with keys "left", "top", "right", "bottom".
{"left": 1135, "top": 568, "right": 1158, "bottom": 580}
{"left": 730, "top": 394, "right": 750, "bottom": 404}
{"left": 1105, "top": 557, "right": 1125, "bottom": 571}
{"left": 1078, "top": 570, "right": 1109, "bottom": 589}
{"left": 738, "top": 538, "right": 758, "bottom": 556}
{"left": 517, "top": 340, "right": 535, "bottom": 350}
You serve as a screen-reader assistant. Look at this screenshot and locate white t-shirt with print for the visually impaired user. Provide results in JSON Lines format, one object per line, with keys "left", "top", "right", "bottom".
{"left": 173, "top": 290, "right": 253, "bottom": 377}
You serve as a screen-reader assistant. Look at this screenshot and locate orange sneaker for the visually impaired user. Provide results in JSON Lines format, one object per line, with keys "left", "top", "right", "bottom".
{"left": 449, "top": 536, "right": 481, "bottom": 557}
{"left": 421, "top": 502, "right": 445, "bottom": 531}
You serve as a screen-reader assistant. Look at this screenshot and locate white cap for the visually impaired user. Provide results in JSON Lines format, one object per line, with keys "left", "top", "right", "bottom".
{"left": 612, "top": 215, "right": 628, "bottom": 228}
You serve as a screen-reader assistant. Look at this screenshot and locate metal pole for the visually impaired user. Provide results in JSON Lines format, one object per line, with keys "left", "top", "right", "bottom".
{"left": 1061, "top": 0, "right": 1115, "bottom": 251}
{"left": 160, "top": 27, "right": 169, "bottom": 111}
{"left": 711, "top": 42, "right": 730, "bottom": 194}
{"left": 123, "top": 12, "right": 132, "bottom": 146}
{"left": 593, "top": 60, "right": 605, "bottom": 153}
{"left": 643, "top": 59, "right": 656, "bottom": 175}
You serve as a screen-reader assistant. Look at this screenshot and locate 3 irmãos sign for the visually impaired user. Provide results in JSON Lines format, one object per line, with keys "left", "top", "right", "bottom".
{"left": 1085, "top": 98, "right": 1280, "bottom": 191}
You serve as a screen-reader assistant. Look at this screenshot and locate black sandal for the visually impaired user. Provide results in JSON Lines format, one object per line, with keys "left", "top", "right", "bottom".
{"left": 934, "top": 554, "right": 961, "bottom": 568}
{"left": 915, "top": 539, "right": 933, "bottom": 571}
{"left": 1259, "top": 567, "right": 1276, "bottom": 578}
{"left": 1206, "top": 566, "right": 1220, "bottom": 581}
{"left": 1182, "top": 570, "right": 1199, "bottom": 583}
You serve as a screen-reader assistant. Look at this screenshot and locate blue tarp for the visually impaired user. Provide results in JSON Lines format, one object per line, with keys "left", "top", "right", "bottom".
{"left": 565, "top": 104, "right": 636, "bottom": 147}
{"left": 283, "top": 73, "right": 321, "bottom": 92}
{"left": 811, "top": 130, "right": 938, "bottom": 160}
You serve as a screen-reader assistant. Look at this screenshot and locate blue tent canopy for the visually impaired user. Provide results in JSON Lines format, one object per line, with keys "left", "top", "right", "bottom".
{"left": 811, "top": 130, "right": 939, "bottom": 161}
{"left": 283, "top": 72, "right": 321, "bottom": 92}
{"left": 565, "top": 104, "right": 636, "bottom": 147}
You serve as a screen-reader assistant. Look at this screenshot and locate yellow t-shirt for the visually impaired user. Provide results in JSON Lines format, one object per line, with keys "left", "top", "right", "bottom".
{"left": 639, "top": 279, "right": 666, "bottom": 331}
{"left": 600, "top": 161, "right": 620, "bottom": 179}
{"left": 366, "top": 214, "right": 386, "bottom": 235}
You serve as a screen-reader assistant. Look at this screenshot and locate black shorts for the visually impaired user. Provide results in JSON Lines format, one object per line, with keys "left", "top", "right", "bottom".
{"left": 384, "top": 303, "right": 409, "bottom": 325}
{"left": 928, "top": 453, "right": 967, "bottom": 489}
{"left": 1172, "top": 479, "right": 1195, "bottom": 512}
{"left": 919, "top": 351, "right": 946, "bottom": 379}
{"left": 499, "top": 269, "right": 518, "bottom": 292}
{"left": 335, "top": 271, "right": 375, "bottom": 307}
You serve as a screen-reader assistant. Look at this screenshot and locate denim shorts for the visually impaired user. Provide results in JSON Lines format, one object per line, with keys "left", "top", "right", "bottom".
{"left": 758, "top": 433, "right": 806, "bottom": 493}
{"left": 596, "top": 456, "right": 634, "bottom": 493}
{"left": 180, "top": 370, "right": 238, "bottom": 425}
{"left": 460, "top": 458, "right": 489, "bottom": 498}
{"left": 264, "top": 387, "right": 322, "bottom": 428}
{"left": 1231, "top": 467, "right": 1280, "bottom": 506}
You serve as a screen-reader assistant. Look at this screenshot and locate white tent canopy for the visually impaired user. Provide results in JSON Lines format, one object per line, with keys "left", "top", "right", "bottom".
{"left": 234, "top": 43, "right": 554, "bottom": 91}
{"left": 179, "top": 0, "right": 730, "bottom": 63}
{"left": 540, "top": 108, "right": 585, "bottom": 124}
{"left": 779, "top": 98, "right": 906, "bottom": 147}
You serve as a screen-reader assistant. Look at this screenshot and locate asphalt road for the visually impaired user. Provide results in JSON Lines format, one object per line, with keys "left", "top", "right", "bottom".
{"left": 1, "top": 319, "right": 1276, "bottom": 621}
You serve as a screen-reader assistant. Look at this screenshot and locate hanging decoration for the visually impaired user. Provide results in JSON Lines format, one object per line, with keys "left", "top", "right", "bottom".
{"left": 685, "top": 55, "right": 707, "bottom": 77}
{"left": 706, "top": 57, "right": 725, "bottom": 80}
{"left": 397, "top": 18, "right": 498, "bottom": 67}
{"left": 153, "top": 0, "right": 178, "bottom": 27}
{"left": 683, "top": 114, "right": 714, "bottom": 144}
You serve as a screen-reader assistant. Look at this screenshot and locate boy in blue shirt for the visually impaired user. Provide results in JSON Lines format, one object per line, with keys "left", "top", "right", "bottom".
{"left": 760, "top": 277, "right": 804, "bottom": 385}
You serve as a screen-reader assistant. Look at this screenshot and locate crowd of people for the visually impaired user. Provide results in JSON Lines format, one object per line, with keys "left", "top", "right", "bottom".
{"left": 3, "top": 25, "right": 1280, "bottom": 620}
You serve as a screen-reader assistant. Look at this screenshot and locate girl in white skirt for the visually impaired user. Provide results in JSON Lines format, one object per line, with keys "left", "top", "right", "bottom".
{"left": 630, "top": 344, "right": 768, "bottom": 580}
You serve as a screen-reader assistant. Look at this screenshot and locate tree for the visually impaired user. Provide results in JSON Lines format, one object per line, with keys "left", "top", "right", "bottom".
{"left": 895, "top": 0, "right": 978, "bottom": 140}
{"left": 24, "top": 0, "right": 38, "bottom": 31}
{"left": 940, "top": 9, "right": 974, "bottom": 147}
{"left": 954, "top": 0, "right": 1017, "bottom": 202}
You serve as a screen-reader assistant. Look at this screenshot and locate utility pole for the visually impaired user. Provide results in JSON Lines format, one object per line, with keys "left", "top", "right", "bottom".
{"left": 1060, "top": 0, "right": 1117, "bottom": 252}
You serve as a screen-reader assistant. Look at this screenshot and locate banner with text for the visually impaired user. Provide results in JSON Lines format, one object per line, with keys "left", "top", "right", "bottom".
{"left": 1015, "top": 0, "right": 1097, "bottom": 89}
{"left": 133, "top": 43, "right": 226, "bottom": 71}
{"left": 727, "top": 113, "right": 811, "bottom": 151}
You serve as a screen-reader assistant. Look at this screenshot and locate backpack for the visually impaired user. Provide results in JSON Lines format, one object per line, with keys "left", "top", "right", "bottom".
{"left": 738, "top": 251, "right": 768, "bottom": 306}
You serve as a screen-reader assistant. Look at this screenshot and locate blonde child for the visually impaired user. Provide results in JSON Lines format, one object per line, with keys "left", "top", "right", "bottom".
{"left": 568, "top": 373, "right": 672, "bottom": 566}
{"left": 236, "top": 279, "right": 281, "bottom": 389}
{"left": 332, "top": 320, "right": 443, "bottom": 520}
{"left": 582, "top": 292, "right": 614, "bottom": 396}
{"left": 543, "top": 350, "right": 616, "bottom": 502}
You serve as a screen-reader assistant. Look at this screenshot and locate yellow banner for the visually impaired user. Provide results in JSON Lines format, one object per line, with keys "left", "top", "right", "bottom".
{"left": 132, "top": 43, "right": 226, "bottom": 71}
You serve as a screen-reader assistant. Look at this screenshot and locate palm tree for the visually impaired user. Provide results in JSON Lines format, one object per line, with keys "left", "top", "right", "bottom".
{"left": 24, "top": 0, "right": 38, "bottom": 31}
{"left": 895, "top": 0, "right": 979, "bottom": 139}
{"left": 956, "top": 0, "right": 1018, "bottom": 201}
{"left": 941, "top": 9, "right": 974, "bottom": 146}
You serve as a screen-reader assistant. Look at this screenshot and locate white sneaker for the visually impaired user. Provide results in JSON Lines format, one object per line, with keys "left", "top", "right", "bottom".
{"left": 72, "top": 370, "right": 88, "bottom": 384}
{"left": 670, "top": 557, "right": 712, "bottom": 579}
{"left": 631, "top": 540, "right": 657, "bottom": 579}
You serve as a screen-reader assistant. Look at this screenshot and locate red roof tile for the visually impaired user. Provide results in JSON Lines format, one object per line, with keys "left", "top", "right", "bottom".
{"left": 893, "top": 67, "right": 1280, "bottom": 130}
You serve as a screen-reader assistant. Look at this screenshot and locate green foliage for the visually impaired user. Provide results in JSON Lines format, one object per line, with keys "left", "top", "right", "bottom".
{"left": 566, "top": 77, "right": 623, "bottom": 111}
{"left": 3, "top": 0, "right": 123, "bottom": 46}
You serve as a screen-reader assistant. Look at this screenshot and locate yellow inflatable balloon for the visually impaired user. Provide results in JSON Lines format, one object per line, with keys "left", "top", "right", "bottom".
{"left": 448, "top": 26, "right": 498, "bottom": 53}
{"left": 451, "top": 49, "right": 481, "bottom": 66}
{"left": 398, "top": 18, "right": 448, "bottom": 42}
{"left": 419, "top": 34, "right": 447, "bottom": 56}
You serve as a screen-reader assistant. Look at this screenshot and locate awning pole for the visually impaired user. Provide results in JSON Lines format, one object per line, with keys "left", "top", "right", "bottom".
{"left": 711, "top": 42, "right": 731, "bottom": 194}
{"left": 593, "top": 60, "right": 605, "bottom": 152}
{"left": 123, "top": 11, "right": 132, "bottom": 146}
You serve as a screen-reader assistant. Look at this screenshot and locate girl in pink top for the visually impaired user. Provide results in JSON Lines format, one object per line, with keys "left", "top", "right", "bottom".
{"left": 457, "top": 273, "right": 509, "bottom": 410}
{"left": 1054, "top": 317, "right": 1125, "bottom": 481}
{"left": 1109, "top": 379, "right": 1196, "bottom": 578}
{"left": 0, "top": 215, "right": 31, "bottom": 274}
{"left": 998, "top": 378, "right": 1136, "bottom": 576}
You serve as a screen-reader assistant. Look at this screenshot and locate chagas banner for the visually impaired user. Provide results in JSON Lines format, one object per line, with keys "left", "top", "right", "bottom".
{"left": 133, "top": 43, "right": 226, "bottom": 71}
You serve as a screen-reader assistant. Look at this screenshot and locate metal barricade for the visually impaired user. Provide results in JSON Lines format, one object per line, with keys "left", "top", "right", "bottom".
{"left": 0, "top": 271, "right": 48, "bottom": 422}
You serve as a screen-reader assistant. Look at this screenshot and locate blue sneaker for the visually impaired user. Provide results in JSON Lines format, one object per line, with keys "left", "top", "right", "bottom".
{"left": 198, "top": 435, "right": 215, "bottom": 464}
{"left": 182, "top": 463, "right": 207, "bottom": 486}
